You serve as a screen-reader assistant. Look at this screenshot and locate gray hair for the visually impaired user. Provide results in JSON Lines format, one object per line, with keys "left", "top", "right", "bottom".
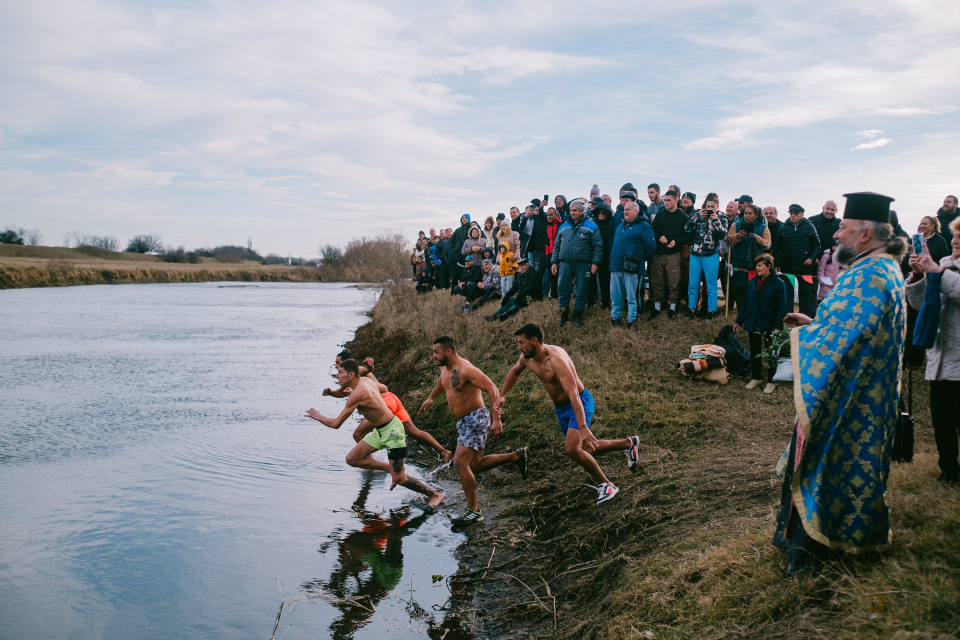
{"left": 625, "top": 201, "right": 640, "bottom": 213}
{"left": 569, "top": 201, "right": 582, "bottom": 212}
{"left": 865, "top": 221, "right": 906, "bottom": 259}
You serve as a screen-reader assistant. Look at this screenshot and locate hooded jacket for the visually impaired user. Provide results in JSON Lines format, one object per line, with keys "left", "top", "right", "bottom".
{"left": 545, "top": 219, "right": 560, "bottom": 256}
{"left": 554, "top": 196, "right": 569, "bottom": 222}
{"left": 498, "top": 240, "right": 518, "bottom": 276}
{"left": 450, "top": 215, "right": 472, "bottom": 260}
{"left": 609, "top": 214, "right": 655, "bottom": 274}
{"left": 592, "top": 204, "right": 615, "bottom": 266}
{"left": 461, "top": 228, "right": 486, "bottom": 256}
{"left": 552, "top": 216, "right": 603, "bottom": 265}
{"left": 774, "top": 217, "right": 820, "bottom": 275}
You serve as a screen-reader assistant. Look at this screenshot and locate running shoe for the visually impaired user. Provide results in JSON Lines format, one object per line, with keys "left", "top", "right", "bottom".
{"left": 624, "top": 435, "right": 640, "bottom": 472}
{"left": 596, "top": 483, "right": 619, "bottom": 504}
{"left": 516, "top": 446, "right": 529, "bottom": 480}
{"left": 451, "top": 508, "right": 484, "bottom": 527}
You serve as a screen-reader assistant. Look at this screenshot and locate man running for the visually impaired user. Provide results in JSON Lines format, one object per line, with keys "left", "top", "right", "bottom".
{"left": 418, "top": 336, "right": 528, "bottom": 527}
{"left": 326, "top": 352, "right": 453, "bottom": 463}
{"left": 306, "top": 358, "right": 445, "bottom": 508}
{"left": 494, "top": 323, "right": 639, "bottom": 504}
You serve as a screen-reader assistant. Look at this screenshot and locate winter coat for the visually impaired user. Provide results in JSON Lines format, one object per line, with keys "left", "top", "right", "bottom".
{"left": 504, "top": 266, "right": 544, "bottom": 304}
{"left": 767, "top": 219, "right": 783, "bottom": 259}
{"left": 816, "top": 248, "right": 842, "bottom": 298}
{"left": 728, "top": 217, "right": 771, "bottom": 286}
{"left": 735, "top": 275, "right": 788, "bottom": 334}
{"left": 545, "top": 221, "right": 560, "bottom": 256}
{"left": 551, "top": 217, "right": 603, "bottom": 265}
{"left": 460, "top": 263, "right": 482, "bottom": 285}
{"left": 684, "top": 212, "right": 729, "bottom": 256}
{"left": 651, "top": 207, "right": 687, "bottom": 255}
{"left": 593, "top": 206, "right": 615, "bottom": 265}
{"left": 498, "top": 241, "right": 518, "bottom": 277}
{"left": 482, "top": 227, "right": 498, "bottom": 250}
{"left": 774, "top": 218, "right": 820, "bottom": 275}
{"left": 519, "top": 211, "right": 549, "bottom": 255}
{"left": 461, "top": 233, "right": 486, "bottom": 256}
{"left": 923, "top": 233, "right": 950, "bottom": 265}
{"left": 905, "top": 254, "right": 960, "bottom": 381}
{"left": 609, "top": 216, "right": 655, "bottom": 274}
{"left": 808, "top": 213, "right": 840, "bottom": 257}
{"left": 451, "top": 216, "right": 472, "bottom": 258}
{"left": 479, "top": 266, "right": 502, "bottom": 294}
{"left": 496, "top": 229, "right": 520, "bottom": 256}
{"left": 554, "top": 196, "right": 569, "bottom": 222}
{"left": 936, "top": 207, "right": 959, "bottom": 248}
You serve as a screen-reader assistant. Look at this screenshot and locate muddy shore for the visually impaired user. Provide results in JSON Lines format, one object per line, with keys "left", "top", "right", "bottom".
{"left": 345, "top": 283, "right": 959, "bottom": 639}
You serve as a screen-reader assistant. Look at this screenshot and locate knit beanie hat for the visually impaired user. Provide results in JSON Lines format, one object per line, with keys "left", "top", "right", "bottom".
{"left": 590, "top": 184, "right": 600, "bottom": 197}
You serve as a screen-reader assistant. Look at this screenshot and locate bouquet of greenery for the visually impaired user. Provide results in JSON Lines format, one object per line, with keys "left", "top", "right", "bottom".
{"left": 760, "top": 329, "right": 791, "bottom": 374}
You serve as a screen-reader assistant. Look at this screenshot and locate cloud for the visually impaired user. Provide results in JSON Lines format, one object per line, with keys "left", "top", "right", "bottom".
{"left": 851, "top": 130, "right": 884, "bottom": 140}
{"left": 853, "top": 138, "right": 893, "bottom": 150}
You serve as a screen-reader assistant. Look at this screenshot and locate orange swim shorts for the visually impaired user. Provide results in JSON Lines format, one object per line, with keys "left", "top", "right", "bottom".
{"left": 381, "top": 392, "right": 411, "bottom": 423}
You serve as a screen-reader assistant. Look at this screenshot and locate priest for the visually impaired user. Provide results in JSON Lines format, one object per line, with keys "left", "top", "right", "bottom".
{"left": 773, "top": 192, "right": 907, "bottom": 575}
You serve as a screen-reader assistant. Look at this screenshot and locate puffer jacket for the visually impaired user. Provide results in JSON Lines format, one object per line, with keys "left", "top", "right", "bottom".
{"left": 551, "top": 217, "right": 603, "bottom": 265}
{"left": 498, "top": 241, "right": 517, "bottom": 276}
{"left": 774, "top": 218, "right": 820, "bottom": 275}
{"left": 609, "top": 215, "right": 655, "bottom": 274}
{"left": 496, "top": 229, "right": 520, "bottom": 255}
{"left": 905, "top": 254, "right": 960, "bottom": 381}
{"left": 817, "top": 247, "right": 842, "bottom": 298}
{"left": 684, "top": 212, "right": 729, "bottom": 256}
{"left": 461, "top": 232, "right": 486, "bottom": 256}
{"left": 808, "top": 213, "right": 840, "bottom": 256}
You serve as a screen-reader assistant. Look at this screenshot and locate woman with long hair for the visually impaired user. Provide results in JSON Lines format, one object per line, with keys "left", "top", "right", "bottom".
{"left": 483, "top": 216, "right": 497, "bottom": 249}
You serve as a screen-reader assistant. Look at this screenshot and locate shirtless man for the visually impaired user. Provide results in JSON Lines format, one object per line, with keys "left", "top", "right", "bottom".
{"left": 325, "top": 351, "right": 453, "bottom": 462}
{"left": 418, "top": 335, "right": 528, "bottom": 527}
{"left": 494, "top": 323, "right": 639, "bottom": 504}
{"left": 305, "top": 358, "right": 444, "bottom": 508}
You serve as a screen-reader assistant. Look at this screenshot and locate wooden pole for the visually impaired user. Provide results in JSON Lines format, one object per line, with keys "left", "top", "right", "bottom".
{"left": 725, "top": 262, "right": 731, "bottom": 317}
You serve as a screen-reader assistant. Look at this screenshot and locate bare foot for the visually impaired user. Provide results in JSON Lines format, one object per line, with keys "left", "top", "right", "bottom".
{"left": 442, "top": 450, "right": 454, "bottom": 464}
{"left": 428, "top": 492, "right": 445, "bottom": 508}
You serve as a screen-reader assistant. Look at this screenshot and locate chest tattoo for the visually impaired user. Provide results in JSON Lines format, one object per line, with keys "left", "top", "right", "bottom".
{"left": 451, "top": 369, "right": 461, "bottom": 390}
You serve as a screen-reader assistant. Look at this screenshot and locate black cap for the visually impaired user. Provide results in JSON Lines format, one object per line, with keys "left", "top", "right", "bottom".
{"left": 516, "top": 256, "right": 529, "bottom": 265}
{"left": 589, "top": 196, "right": 605, "bottom": 206}
{"left": 682, "top": 191, "right": 697, "bottom": 204}
{"left": 788, "top": 204, "right": 805, "bottom": 214}
{"left": 737, "top": 195, "right": 753, "bottom": 203}
{"left": 620, "top": 182, "right": 638, "bottom": 194}
{"left": 496, "top": 212, "right": 505, "bottom": 219}
{"left": 842, "top": 192, "right": 894, "bottom": 223}
{"left": 530, "top": 198, "right": 541, "bottom": 206}
{"left": 619, "top": 191, "right": 637, "bottom": 201}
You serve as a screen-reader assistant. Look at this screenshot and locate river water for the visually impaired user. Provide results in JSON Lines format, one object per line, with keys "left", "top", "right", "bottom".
{"left": 0, "top": 283, "right": 466, "bottom": 640}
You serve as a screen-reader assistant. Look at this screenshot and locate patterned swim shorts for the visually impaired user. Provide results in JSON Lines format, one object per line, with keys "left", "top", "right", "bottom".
{"left": 456, "top": 407, "right": 491, "bottom": 452}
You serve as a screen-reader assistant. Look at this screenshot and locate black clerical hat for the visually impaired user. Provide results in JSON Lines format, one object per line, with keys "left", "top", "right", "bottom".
{"left": 842, "top": 192, "right": 895, "bottom": 223}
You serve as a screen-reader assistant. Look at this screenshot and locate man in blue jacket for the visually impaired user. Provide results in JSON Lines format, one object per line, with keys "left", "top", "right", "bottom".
{"left": 551, "top": 200, "right": 604, "bottom": 327}
{"left": 609, "top": 200, "right": 656, "bottom": 329}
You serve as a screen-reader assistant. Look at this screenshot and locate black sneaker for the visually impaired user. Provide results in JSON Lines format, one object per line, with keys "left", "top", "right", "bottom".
{"left": 668, "top": 308, "right": 678, "bottom": 319}
{"left": 451, "top": 508, "right": 484, "bottom": 527}
{"left": 705, "top": 311, "right": 715, "bottom": 320}
{"left": 516, "top": 446, "right": 529, "bottom": 480}
{"left": 648, "top": 309, "right": 660, "bottom": 321}
{"left": 683, "top": 310, "right": 696, "bottom": 321}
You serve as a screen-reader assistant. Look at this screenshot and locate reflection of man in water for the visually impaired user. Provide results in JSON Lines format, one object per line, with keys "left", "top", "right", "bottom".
{"left": 306, "top": 477, "right": 431, "bottom": 639}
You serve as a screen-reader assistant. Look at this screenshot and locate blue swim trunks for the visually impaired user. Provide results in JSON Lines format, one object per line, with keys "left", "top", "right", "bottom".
{"left": 553, "top": 389, "right": 594, "bottom": 437}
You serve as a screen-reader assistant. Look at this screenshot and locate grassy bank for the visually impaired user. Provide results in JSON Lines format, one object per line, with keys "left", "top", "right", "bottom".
{"left": 347, "top": 284, "right": 959, "bottom": 639}
{"left": 0, "top": 245, "right": 325, "bottom": 288}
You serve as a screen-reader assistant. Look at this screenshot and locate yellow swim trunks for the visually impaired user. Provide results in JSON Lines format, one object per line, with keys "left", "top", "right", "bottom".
{"left": 361, "top": 415, "right": 407, "bottom": 452}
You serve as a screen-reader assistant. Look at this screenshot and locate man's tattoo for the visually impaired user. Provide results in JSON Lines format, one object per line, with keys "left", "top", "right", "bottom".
{"left": 392, "top": 458, "right": 403, "bottom": 472}
{"left": 451, "top": 368, "right": 461, "bottom": 390}
{"left": 401, "top": 477, "right": 437, "bottom": 497}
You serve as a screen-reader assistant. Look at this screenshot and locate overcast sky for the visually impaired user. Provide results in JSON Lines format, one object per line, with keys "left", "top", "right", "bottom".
{"left": 2, "top": 0, "right": 958, "bottom": 256}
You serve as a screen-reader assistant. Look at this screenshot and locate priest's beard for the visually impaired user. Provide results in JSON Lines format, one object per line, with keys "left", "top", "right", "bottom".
{"left": 836, "top": 243, "right": 857, "bottom": 266}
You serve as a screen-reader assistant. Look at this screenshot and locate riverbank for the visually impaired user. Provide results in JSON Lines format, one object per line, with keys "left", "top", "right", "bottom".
{"left": 347, "top": 283, "right": 960, "bottom": 639}
{"left": 0, "top": 246, "right": 324, "bottom": 288}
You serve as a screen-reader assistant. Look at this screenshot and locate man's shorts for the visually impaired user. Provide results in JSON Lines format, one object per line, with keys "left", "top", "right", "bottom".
{"left": 381, "top": 392, "right": 411, "bottom": 423}
{"left": 362, "top": 415, "right": 407, "bottom": 459}
{"left": 553, "top": 389, "right": 595, "bottom": 437}
{"left": 456, "top": 407, "right": 491, "bottom": 452}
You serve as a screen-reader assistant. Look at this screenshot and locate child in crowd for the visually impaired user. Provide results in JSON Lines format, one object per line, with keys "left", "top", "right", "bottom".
{"left": 498, "top": 240, "right": 517, "bottom": 298}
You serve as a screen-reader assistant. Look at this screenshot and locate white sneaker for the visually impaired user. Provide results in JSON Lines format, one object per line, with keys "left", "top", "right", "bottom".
{"left": 763, "top": 383, "right": 777, "bottom": 394}
{"left": 745, "top": 379, "right": 761, "bottom": 390}
{"left": 624, "top": 435, "right": 640, "bottom": 472}
{"left": 596, "top": 483, "right": 619, "bottom": 504}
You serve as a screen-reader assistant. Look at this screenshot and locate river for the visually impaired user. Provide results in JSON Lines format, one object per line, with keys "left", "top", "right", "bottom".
{"left": 0, "top": 282, "right": 467, "bottom": 639}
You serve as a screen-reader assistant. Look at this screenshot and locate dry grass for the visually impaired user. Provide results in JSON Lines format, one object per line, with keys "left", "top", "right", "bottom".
{"left": 347, "top": 282, "right": 960, "bottom": 639}
{"left": 0, "top": 254, "right": 326, "bottom": 288}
